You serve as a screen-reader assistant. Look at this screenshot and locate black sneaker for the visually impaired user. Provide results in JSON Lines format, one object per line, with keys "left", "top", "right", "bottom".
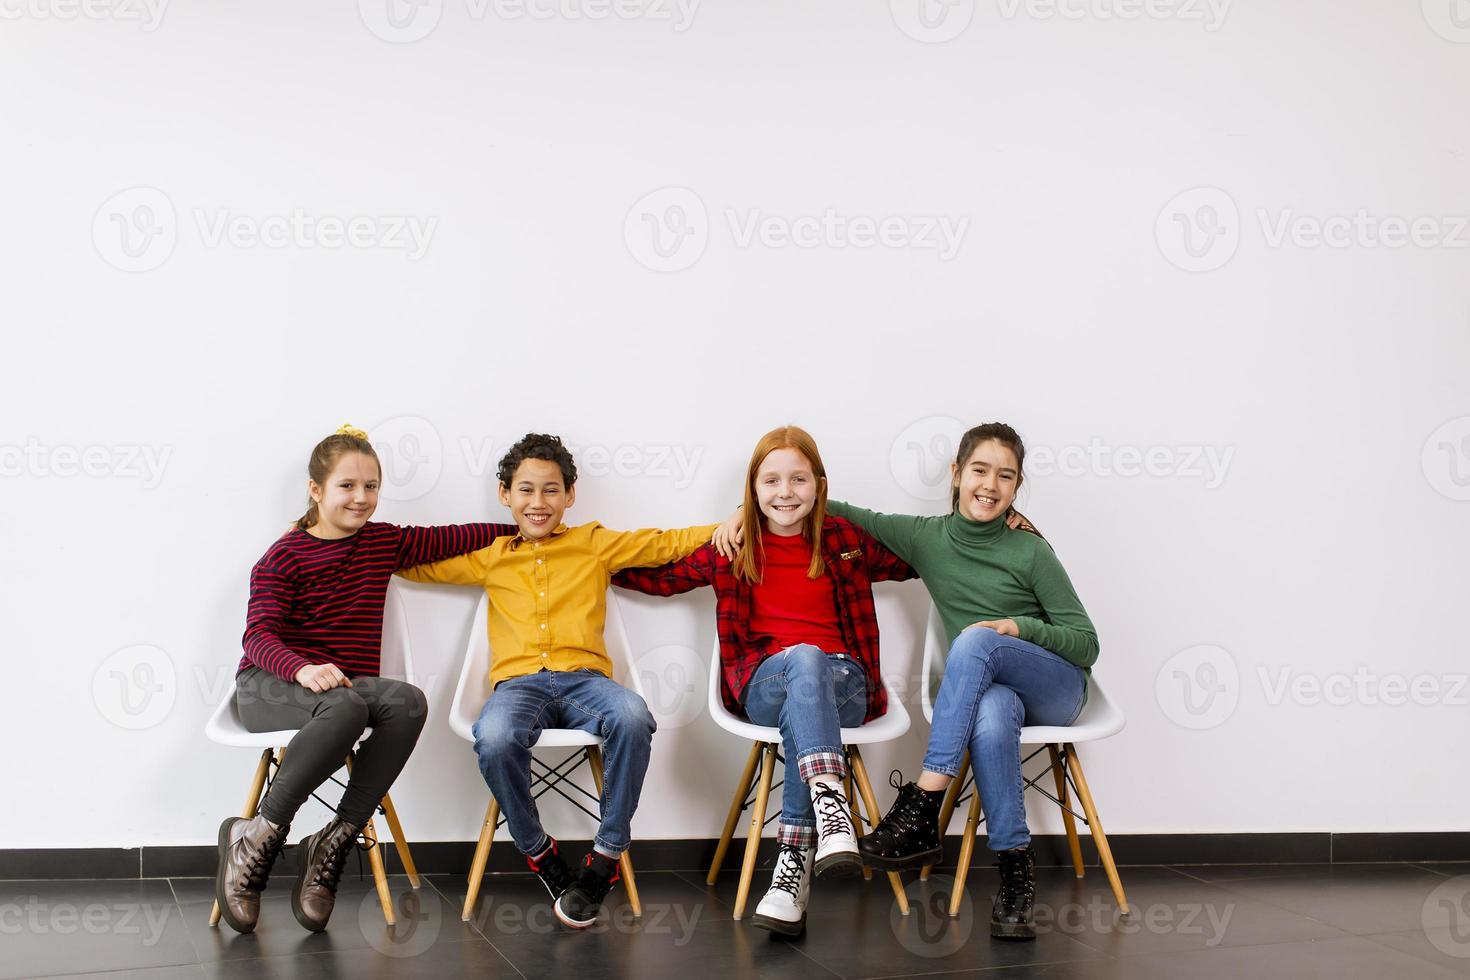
{"left": 526, "top": 838, "right": 575, "bottom": 901}
{"left": 990, "top": 844, "right": 1037, "bottom": 940}
{"left": 856, "top": 771, "right": 943, "bottom": 871}
{"left": 554, "top": 852, "right": 620, "bottom": 929}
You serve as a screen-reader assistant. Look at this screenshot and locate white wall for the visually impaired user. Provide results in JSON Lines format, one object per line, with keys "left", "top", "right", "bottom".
{"left": 3, "top": 0, "right": 1467, "bottom": 848}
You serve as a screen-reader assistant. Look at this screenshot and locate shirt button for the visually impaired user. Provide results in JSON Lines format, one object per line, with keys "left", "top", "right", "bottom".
{"left": 537, "top": 559, "right": 544, "bottom": 565}
{"left": 540, "top": 623, "right": 547, "bottom": 630}
{"left": 539, "top": 591, "right": 545, "bottom": 597}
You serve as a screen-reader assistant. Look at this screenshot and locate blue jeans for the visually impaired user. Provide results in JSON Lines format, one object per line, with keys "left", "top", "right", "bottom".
{"left": 742, "top": 644, "right": 868, "bottom": 846}
{"left": 472, "top": 669, "right": 656, "bottom": 857}
{"left": 923, "top": 627, "right": 1086, "bottom": 852}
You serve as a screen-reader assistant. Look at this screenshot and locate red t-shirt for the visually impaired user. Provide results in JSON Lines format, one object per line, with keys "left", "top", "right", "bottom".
{"left": 748, "top": 531, "right": 847, "bottom": 654}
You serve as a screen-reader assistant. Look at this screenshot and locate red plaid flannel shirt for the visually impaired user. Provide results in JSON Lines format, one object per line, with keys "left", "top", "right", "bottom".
{"left": 612, "top": 516, "right": 917, "bottom": 724}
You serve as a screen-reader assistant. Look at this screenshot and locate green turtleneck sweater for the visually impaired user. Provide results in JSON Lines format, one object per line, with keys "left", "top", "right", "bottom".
{"left": 827, "top": 500, "right": 1099, "bottom": 671}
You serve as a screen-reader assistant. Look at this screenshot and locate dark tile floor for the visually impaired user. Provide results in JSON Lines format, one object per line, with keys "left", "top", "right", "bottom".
{"left": 3, "top": 860, "right": 1469, "bottom": 979}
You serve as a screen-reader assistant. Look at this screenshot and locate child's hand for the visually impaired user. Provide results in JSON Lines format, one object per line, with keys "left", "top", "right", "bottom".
{"left": 295, "top": 663, "right": 353, "bottom": 693}
{"left": 711, "top": 506, "right": 745, "bottom": 560}
{"left": 966, "top": 619, "right": 1019, "bottom": 637}
{"left": 1006, "top": 508, "right": 1039, "bottom": 535}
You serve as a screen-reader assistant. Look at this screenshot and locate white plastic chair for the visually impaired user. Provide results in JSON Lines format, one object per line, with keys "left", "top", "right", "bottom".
{"left": 452, "top": 590, "right": 645, "bottom": 922}
{"left": 204, "top": 579, "right": 419, "bottom": 928}
{"left": 917, "top": 606, "right": 1129, "bottom": 916}
{"left": 705, "top": 639, "right": 914, "bottom": 919}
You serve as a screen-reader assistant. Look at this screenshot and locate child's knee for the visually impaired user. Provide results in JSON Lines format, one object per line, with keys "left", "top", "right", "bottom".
{"left": 606, "top": 691, "right": 656, "bottom": 740}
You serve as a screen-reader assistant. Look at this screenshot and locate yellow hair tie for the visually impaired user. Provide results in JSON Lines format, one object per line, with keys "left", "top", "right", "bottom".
{"left": 336, "top": 424, "right": 369, "bottom": 440}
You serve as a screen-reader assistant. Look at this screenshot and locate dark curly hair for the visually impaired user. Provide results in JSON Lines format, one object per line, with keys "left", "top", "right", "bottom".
{"left": 497, "top": 432, "right": 578, "bottom": 490}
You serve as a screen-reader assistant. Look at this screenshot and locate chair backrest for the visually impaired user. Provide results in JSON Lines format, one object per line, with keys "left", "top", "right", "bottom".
{"left": 449, "top": 589, "right": 645, "bottom": 739}
{"left": 380, "top": 577, "right": 414, "bottom": 684}
{"left": 921, "top": 604, "right": 947, "bottom": 724}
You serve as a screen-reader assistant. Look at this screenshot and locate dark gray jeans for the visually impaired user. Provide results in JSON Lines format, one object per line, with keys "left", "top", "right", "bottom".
{"left": 235, "top": 667, "right": 428, "bottom": 829}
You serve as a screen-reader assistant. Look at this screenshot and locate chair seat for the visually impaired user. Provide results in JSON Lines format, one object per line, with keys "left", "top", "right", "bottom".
{"left": 447, "top": 714, "right": 602, "bottom": 750}
{"left": 709, "top": 697, "right": 911, "bottom": 746}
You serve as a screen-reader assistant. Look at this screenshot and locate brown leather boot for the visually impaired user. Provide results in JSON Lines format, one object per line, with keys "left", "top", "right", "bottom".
{"left": 215, "top": 813, "right": 289, "bottom": 934}
{"left": 291, "top": 817, "right": 361, "bottom": 932}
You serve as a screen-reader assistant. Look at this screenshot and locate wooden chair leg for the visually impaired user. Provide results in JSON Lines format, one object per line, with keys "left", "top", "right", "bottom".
{"left": 462, "top": 795, "right": 499, "bottom": 922}
{"left": 921, "top": 750, "right": 969, "bottom": 881}
{"left": 209, "top": 747, "right": 275, "bottom": 928}
{"left": 586, "top": 745, "right": 642, "bottom": 919}
{"left": 1048, "top": 744, "right": 1085, "bottom": 878}
{"left": 1064, "top": 743, "right": 1129, "bottom": 915}
{"left": 950, "top": 792, "right": 982, "bottom": 918}
{"left": 708, "top": 741, "right": 763, "bottom": 885}
{"left": 379, "top": 792, "right": 420, "bottom": 889}
{"left": 362, "top": 815, "right": 396, "bottom": 926}
{"left": 844, "top": 768, "right": 872, "bottom": 881}
{"left": 847, "top": 747, "right": 910, "bottom": 916}
{"left": 733, "top": 743, "right": 778, "bottom": 920}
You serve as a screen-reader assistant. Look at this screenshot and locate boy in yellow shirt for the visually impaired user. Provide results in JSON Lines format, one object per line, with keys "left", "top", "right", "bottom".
{"left": 399, "top": 433, "right": 717, "bottom": 929}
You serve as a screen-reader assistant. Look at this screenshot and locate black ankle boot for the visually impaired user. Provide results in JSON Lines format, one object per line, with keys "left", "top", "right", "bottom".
{"left": 857, "top": 771, "right": 943, "bottom": 871}
{"left": 990, "top": 844, "right": 1037, "bottom": 940}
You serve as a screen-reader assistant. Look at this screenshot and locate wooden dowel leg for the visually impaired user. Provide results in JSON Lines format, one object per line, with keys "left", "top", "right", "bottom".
{"left": 708, "top": 742, "right": 763, "bottom": 885}
{"left": 950, "top": 793, "right": 982, "bottom": 918}
{"left": 363, "top": 816, "right": 396, "bottom": 926}
{"left": 844, "top": 767, "right": 872, "bottom": 881}
{"left": 586, "top": 745, "right": 642, "bottom": 919}
{"left": 921, "top": 750, "right": 968, "bottom": 881}
{"left": 1048, "top": 744, "right": 1085, "bottom": 878}
{"left": 1065, "top": 743, "right": 1129, "bottom": 915}
{"left": 734, "top": 743, "right": 777, "bottom": 920}
{"left": 462, "top": 795, "right": 499, "bottom": 922}
{"left": 379, "top": 792, "right": 420, "bottom": 889}
{"left": 848, "top": 747, "right": 910, "bottom": 917}
{"left": 210, "top": 748, "right": 275, "bottom": 928}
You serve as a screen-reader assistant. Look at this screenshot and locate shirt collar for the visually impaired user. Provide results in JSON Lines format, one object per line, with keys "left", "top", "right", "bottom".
{"left": 509, "top": 522, "right": 571, "bottom": 549}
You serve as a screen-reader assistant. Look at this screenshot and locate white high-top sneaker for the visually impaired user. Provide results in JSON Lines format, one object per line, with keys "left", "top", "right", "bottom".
{"left": 750, "top": 843, "right": 812, "bottom": 936}
{"left": 810, "top": 778, "right": 861, "bottom": 877}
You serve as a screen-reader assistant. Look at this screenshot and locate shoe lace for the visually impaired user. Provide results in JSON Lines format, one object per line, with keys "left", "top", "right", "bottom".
{"left": 995, "top": 851, "right": 1035, "bottom": 906}
{"left": 875, "top": 773, "right": 929, "bottom": 839}
{"left": 236, "top": 824, "right": 285, "bottom": 894}
{"left": 529, "top": 843, "right": 575, "bottom": 894}
{"left": 311, "top": 824, "right": 358, "bottom": 891}
{"left": 770, "top": 843, "right": 808, "bottom": 898}
{"left": 579, "top": 854, "right": 621, "bottom": 902}
{"left": 812, "top": 781, "right": 854, "bottom": 839}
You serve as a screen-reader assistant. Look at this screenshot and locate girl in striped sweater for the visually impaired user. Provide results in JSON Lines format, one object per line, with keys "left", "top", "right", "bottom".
{"left": 215, "top": 425, "right": 517, "bottom": 935}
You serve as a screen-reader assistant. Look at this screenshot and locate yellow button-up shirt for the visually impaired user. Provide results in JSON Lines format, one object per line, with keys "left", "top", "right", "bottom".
{"left": 398, "top": 521, "right": 717, "bottom": 688}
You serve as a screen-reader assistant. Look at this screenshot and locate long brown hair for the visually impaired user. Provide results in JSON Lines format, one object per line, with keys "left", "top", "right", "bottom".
{"left": 732, "top": 426, "right": 829, "bottom": 585}
{"left": 295, "top": 426, "right": 381, "bottom": 531}
{"left": 951, "top": 422, "right": 1026, "bottom": 512}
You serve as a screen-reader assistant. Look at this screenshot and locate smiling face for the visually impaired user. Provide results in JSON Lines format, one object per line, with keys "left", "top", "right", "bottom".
{"left": 754, "top": 446, "right": 821, "bottom": 537}
{"left": 307, "top": 451, "right": 380, "bottom": 538}
{"left": 951, "top": 439, "right": 1021, "bottom": 522}
{"left": 499, "top": 457, "right": 574, "bottom": 540}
